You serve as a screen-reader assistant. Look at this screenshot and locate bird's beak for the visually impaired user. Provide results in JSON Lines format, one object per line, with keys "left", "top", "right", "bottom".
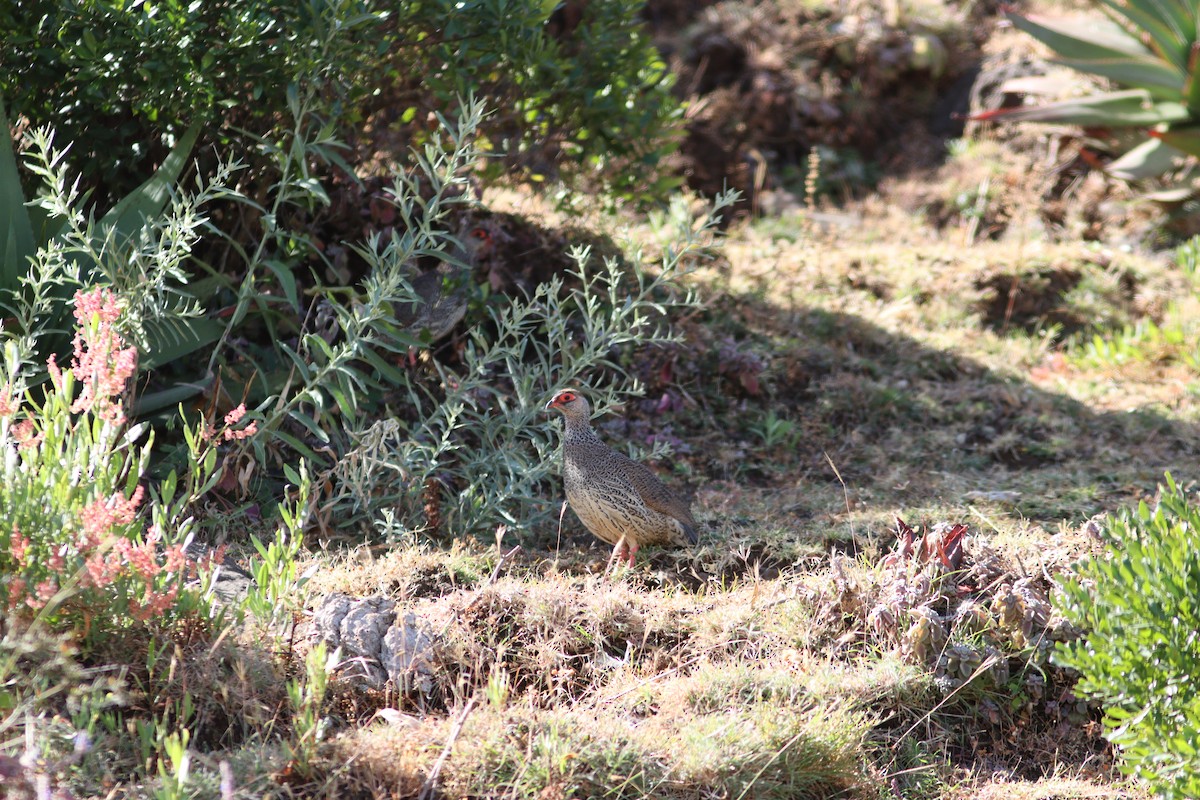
{"left": 544, "top": 398, "right": 558, "bottom": 412}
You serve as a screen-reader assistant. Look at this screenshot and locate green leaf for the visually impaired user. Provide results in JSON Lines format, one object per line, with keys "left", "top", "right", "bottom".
{"left": 1183, "top": 41, "right": 1200, "bottom": 115}
{"left": 537, "top": 0, "right": 560, "bottom": 23}
{"left": 1008, "top": 11, "right": 1186, "bottom": 96}
{"left": 1009, "top": 11, "right": 1153, "bottom": 57}
{"left": 1098, "top": 0, "right": 1191, "bottom": 71}
{"left": 326, "top": 384, "right": 357, "bottom": 420}
{"left": 139, "top": 315, "right": 225, "bottom": 370}
{"left": 1054, "top": 57, "right": 1187, "bottom": 98}
{"left": 1106, "top": 137, "right": 1185, "bottom": 180}
{"left": 970, "top": 90, "right": 1189, "bottom": 126}
{"left": 288, "top": 409, "right": 329, "bottom": 443}
{"left": 263, "top": 258, "right": 300, "bottom": 311}
{"left": 271, "top": 429, "right": 324, "bottom": 464}
{"left": 0, "top": 95, "right": 36, "bottom": 297}
{"left": 133, "top": 377, "right": 213, "bottom": 417}
{"left": 100, "top": 123, "right": 201, "bottom": 245}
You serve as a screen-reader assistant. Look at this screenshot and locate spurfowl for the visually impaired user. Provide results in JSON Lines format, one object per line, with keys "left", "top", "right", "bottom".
{"left": 397, "top": 221, "right": 498, "bottom": 342}
{"left": 545, "top": 389, "right": 699, "bottom": 567}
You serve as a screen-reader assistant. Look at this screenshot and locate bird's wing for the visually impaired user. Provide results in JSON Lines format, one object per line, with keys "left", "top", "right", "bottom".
{"left": 620, "top": 457, "right": 698, "bottom": 537}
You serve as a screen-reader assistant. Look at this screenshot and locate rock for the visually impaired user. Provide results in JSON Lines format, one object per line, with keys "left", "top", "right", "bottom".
{"left": 310, "top": 593, "right": 439, "bottom": 693}
{"left": 381, "top": 612, "right": 437, "bottom": 693}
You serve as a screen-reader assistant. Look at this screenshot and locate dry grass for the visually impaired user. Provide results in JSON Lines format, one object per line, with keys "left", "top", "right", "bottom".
{"left": 269, "top": 126, "right": 1200, "bottom": 797}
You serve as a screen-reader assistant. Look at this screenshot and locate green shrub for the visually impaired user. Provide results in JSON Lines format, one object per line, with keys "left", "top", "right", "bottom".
{"left": 2, "top": 0, "right": 681, "bottom": 206}
{"left": 387, "top": 0, "right": 682, "bottom": 200}
{"left": 0, "top": 0, "right": 381, "bottom": 201}
{"left": 1054, "top": 473, "right": 1200, "bottom": 799}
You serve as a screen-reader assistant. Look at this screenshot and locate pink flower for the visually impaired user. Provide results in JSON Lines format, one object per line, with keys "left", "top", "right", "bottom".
{"left": 164, "top": 543, "right": 187, "bottom": 575}
{"left": 79, "top": 500, "right": 117, "bottom": 546}
{"left": 13, "top": 420, "right": 43, "bottom": 450}
{"left": 224, "top": 404, "right": 247, "bottom": 426}
{"left": 46, "top": 548, "right": 65, "bottom": 572}
{"left": 26, "top": 578, "right": 58, "bottom": 610}
{"left": 47, "top": 354, "right": 63, "bottom": 390}
{"left": 9, "top": 525, "right": 29, "bottom": 566}
{"left": 121, "top": 529, "right": 162, "bottom": 580}
{"left": 78, "top": 487, "right": 143, "bottom": 546}
{"left": 224, "top": 421, "right": 258, "bottom": 441}
{"left": 68, "top": 287, "right": 137, "bottom": 424}
{"left": 130, "top": 585, "right": 178, "bottom": 622}
{"left": 73, "top": 287, "right": 123, "bottom": 327}
{"left": 5, "top": 578, "right": 26, "bottom": 612}
{"left": 0, "top": 384, "right": 14, "bottom": 417}
{"left": 84, "top": 552, "right": 119, "bottom": 588}
{"left": 221, "top": 404, "right": 258, "bottom": 441}
{"left": 110, "top": 485, "right": 145, "bottom": 526}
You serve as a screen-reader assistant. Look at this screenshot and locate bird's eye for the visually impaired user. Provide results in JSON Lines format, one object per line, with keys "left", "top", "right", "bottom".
{"left": 558, "top": 391, "right": 575, "bottom": 403}
{"left": 471, "top": 228, "right": 488, "bottom": 240}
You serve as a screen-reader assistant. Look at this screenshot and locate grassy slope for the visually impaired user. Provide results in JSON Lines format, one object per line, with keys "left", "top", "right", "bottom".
{"left": 284, "top": 133, "right": 1196, "bottom": 798}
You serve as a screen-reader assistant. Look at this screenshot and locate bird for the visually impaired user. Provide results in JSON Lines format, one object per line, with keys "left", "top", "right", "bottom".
{"left": 545, "top": 388, "right": 699, "bottom": 568}
{"left": 396, "top": 221, "right": 499, "bottom": 342}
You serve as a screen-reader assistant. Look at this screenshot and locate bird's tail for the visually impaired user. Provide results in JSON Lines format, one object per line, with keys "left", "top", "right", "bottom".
{"left": 681, "top": 523, "right": 699, "bottom": 545}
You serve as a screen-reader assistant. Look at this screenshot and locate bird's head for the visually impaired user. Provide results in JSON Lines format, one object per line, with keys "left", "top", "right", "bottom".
{"left": 465, "top": 225, "right": 493, "bottom": 256}
{"left": 545, "top": 389, "right": 590, "bottom": 421}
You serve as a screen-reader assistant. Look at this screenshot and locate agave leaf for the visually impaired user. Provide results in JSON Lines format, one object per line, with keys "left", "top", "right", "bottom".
{"left": 971, "top": 89, "right": 1189, "bottom": 126}
{"left": 1141, "top": 184, "right": 1196, "bottom": 201}
{"left": 1055, "top": 56, "right": 1186, "bottom": 97}
{"left": 139, "top": 314, "right": 225, "bottom": 371}
{"left": 1184, "top": 43, "right": 1200, "bottom": 115}
{"left": 997, "top": 74, "right": 1081, "bottom": 97}
{"left": 1106, "top": 137, "right": 1186, "bottom": 179}
{"left": 1009, "top": 11, "right": 1157, "bottom": 58}
{"left": 1009, "top": 12, "right": 1186, "bottom": 97}
{"left": 1098, "top": 0, "right": 1192, "bottom": 70}
{"left": 101, "top": 124, "right": 201, "bottom": 244}
{"left": 0, "top": 96, "right": 36, "bottom": 297}
{"left": 1150, "top": 125, "right": 1200, "bottom": 156}
{"left": 134, "top": 375, "right": 214, "bottom": 417}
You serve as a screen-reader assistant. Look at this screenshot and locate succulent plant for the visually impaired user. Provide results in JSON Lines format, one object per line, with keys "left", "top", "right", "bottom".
{"left": 974, "top": 2, "right": 1200, "bottom": 194}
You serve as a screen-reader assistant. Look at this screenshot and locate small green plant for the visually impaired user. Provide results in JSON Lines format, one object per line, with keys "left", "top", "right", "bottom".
{"left": 243, "top": 461, "right": 313, "bottom": 638}
{"left": 285, "top": 641, "right": 336, "bottom": 780}
{"left": 1175, "top": 234, "right": 1200, "bottom": 283}
{"left": 390, "top": 0, "right": 682, "bottom": 201}
{"left": 750, "top": 409, "right": 801, "bottom": 451}
{"left": 486, "top": 664, "right": 511, "bottom": 710}
{"left": 1054, "top": 473, "right": 1200, "bottom": 800}
{"left": 0, "top": 0, "right": 381, "bottom": 201}
{"left": 154, "top": 728, "right": 192, "bottom": 800}
{"left": 1072, "top": 311, "right": 1196, "bottom": 371}
{"left": 0, "top": 100, "right": 219, "bottom": 378}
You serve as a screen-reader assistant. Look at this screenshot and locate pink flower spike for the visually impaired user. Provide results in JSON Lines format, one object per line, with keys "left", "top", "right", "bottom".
{"left": 27, "top": 578, "right": 58, "bottom": 610}
{"left": 224, "top": 404, "right": 247, "bottom": 426}
{"left": 47, "top": 354, "right": 63, "bottom": 390}
{"left": 9, "top": 524, "right": 29, "bottom": 566}
{"left": 224, "top": 421, "right": 258, "bottom": 441}
{"left": 0, "top": 385, "right": 14, "bottom": 417}
{"left": 13, "top": 420, "right": 43, "bottom": 450}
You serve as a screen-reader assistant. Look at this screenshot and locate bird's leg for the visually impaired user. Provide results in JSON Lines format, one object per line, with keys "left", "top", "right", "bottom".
{"left": 625, "top": 541, "right": 640, "bottom": 567}
{"left": 555, "top": 501, "right": 568, "bottom": 562}
{"left": 606, "top": 535, "right": 628, "bottom": 573}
